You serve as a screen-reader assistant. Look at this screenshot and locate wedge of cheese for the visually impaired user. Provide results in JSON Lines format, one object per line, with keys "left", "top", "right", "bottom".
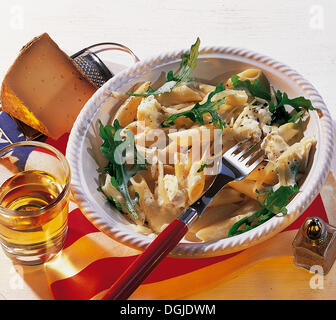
{"left": 1, "top": 33, "right": 97, "bottom": 139}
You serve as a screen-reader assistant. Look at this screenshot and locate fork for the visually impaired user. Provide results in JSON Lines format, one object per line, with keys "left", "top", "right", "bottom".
{"left": 101, "top": 139, "right": 265, "bottom": 300}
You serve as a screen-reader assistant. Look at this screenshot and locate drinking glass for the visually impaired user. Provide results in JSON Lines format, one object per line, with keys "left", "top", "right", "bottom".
{"left": 0, "top": 141, "right": 71, "bottom": 265}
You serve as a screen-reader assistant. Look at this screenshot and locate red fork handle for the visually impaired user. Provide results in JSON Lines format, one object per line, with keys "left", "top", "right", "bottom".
{"left": 101, "top": 218, "right": 188, "bottom": 300}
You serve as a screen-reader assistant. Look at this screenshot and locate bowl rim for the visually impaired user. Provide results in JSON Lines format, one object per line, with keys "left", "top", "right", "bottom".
{"left": 66, "top": 45, "right": 335, "bottom": 257}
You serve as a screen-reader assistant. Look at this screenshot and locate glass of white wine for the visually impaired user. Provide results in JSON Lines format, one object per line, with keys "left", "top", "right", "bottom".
{"left": 0, "top": 141, "right": 71, "bottom": 265}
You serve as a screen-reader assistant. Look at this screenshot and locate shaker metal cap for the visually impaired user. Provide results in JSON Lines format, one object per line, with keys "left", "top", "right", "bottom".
{"left": 303, "top": 217, "right": 327, "bottom": 243}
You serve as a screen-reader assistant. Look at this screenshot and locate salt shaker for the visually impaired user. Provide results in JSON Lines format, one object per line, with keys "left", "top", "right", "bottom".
{"left": 292, "top": 217, "right": 336, "bottom": 274}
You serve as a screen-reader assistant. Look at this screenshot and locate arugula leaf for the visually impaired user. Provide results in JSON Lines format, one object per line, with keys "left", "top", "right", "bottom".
{"left": 170, "top": 37, "right": 200, "bottom": 83}
{"left": 107, "top": 195, "right": 123, "bottom": 212}
{"left": 197, "top": 163, "right": 208, "bottom": 173}
{"left": 231, "top": 75, "right": 315, "bottom": 125}
{"left": 126, "top": 37, "right": 200, "bottom": 97}
{"left": 228, "top": 184, "right": 299, "bottom": 237}
{"left": 270, "top": 105, "right": 291, "bottom": 125}
{"left": 231, "top": 74, "right": 271, "bottom": 101}
{"left": 269, "top": 89, "right": 291, "bottom": 125}
{"left": 126, "top": 81, "right": 177, "bottom": 97}
{"left": 269, "top": 90, "right": 315, "bottom": 125}
{"left": 260, "top": 184, "right": 299, "bottom": 215}
{"left": 228, "top": 208, "right": 269, "bottom": 236}
{"left": 161, "top": 82, "right": 226, "bottom": 130}
{"left": 98, "top": 119, "right": 147, "bottom": 219}
{"left": 288, "top": 110, "right": 304, "bottom": 123}
{"left": 269, "top": 91, "right": 315, "bottom": 112}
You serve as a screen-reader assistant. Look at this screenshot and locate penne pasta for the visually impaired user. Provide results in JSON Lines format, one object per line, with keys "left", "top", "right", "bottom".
{"left": 114, "top": 81, "right": 151, "bottom": 126}
{"left": 156, "top": 84, "right": 202, "bottom": 106}
{"left": 229, "top": 179, "right": 261, "bottom": 201}
{"left": 187, "top": 159, "right": 206, "bottom": 203}
{"left": 225, "top": 68, "right": 270, "bottom": 93}
{"left": 98, "top": 60, "right": 315, "bottom": 242}
{"left": 196, "top": 200, "right": 263, "bottom": 241}
{"left": 208, "top": 187, "right": 246, "bottom": 207}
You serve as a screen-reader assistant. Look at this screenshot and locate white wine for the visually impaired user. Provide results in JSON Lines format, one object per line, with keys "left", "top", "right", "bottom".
{"left": 0, "top": 170, "right": 69, "bottom": 264}
{"left": 0, "top": 170, "right": 62, "bottom": 212}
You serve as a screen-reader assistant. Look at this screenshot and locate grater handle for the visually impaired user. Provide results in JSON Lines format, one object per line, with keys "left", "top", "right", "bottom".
{"left": 71, "top": 42, "right": 139, "bottom": 87}
{"left": 71, "top": 42, "right": 139, "bottom": 63}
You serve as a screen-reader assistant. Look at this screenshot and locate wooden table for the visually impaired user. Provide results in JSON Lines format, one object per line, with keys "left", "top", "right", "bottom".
{"left": 0, "top": 0, "right": 336, "bottom": 300}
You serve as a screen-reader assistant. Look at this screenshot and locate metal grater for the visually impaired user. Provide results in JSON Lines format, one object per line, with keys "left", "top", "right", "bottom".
{"left": 0, "top": 42, "right": 139, "bottom": 143}
{"left": 71, "top": 42, "right": 139, "bottom": 88}
{"left": 72, "top": 53, "right": 112, "bottom": 88}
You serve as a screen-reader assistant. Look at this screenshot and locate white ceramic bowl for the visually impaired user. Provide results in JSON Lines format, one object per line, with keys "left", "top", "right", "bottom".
{"left": 66, "top": 46, "right": 335, "bottom": 257}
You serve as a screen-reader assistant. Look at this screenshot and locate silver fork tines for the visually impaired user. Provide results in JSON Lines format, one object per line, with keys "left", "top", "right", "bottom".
{"left": 224, "top": 140, "right": 248, "bottom": 156}
{"left": 241, "top": 149, "right": 264, "bottom": 166}
{"left": 231, "top": 142, "right": 252, "bottom": 160}
{"left": 222, "top": 140, "right": 264, "bottom": 176}
{"left": 227, "top": 140, "right": 260, "bottom": 161}
{"left": 179, "top": 139, "right": 265, "bottom": 226}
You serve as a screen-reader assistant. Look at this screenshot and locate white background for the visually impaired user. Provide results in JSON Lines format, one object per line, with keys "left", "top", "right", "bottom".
{"left": 0, "top": 0, "right": 335, "bottom": 118}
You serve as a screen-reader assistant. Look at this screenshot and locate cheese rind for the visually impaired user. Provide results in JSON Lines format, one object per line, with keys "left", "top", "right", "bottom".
{"left": 1, "top": 33, "right": 97, "bottom": 139}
